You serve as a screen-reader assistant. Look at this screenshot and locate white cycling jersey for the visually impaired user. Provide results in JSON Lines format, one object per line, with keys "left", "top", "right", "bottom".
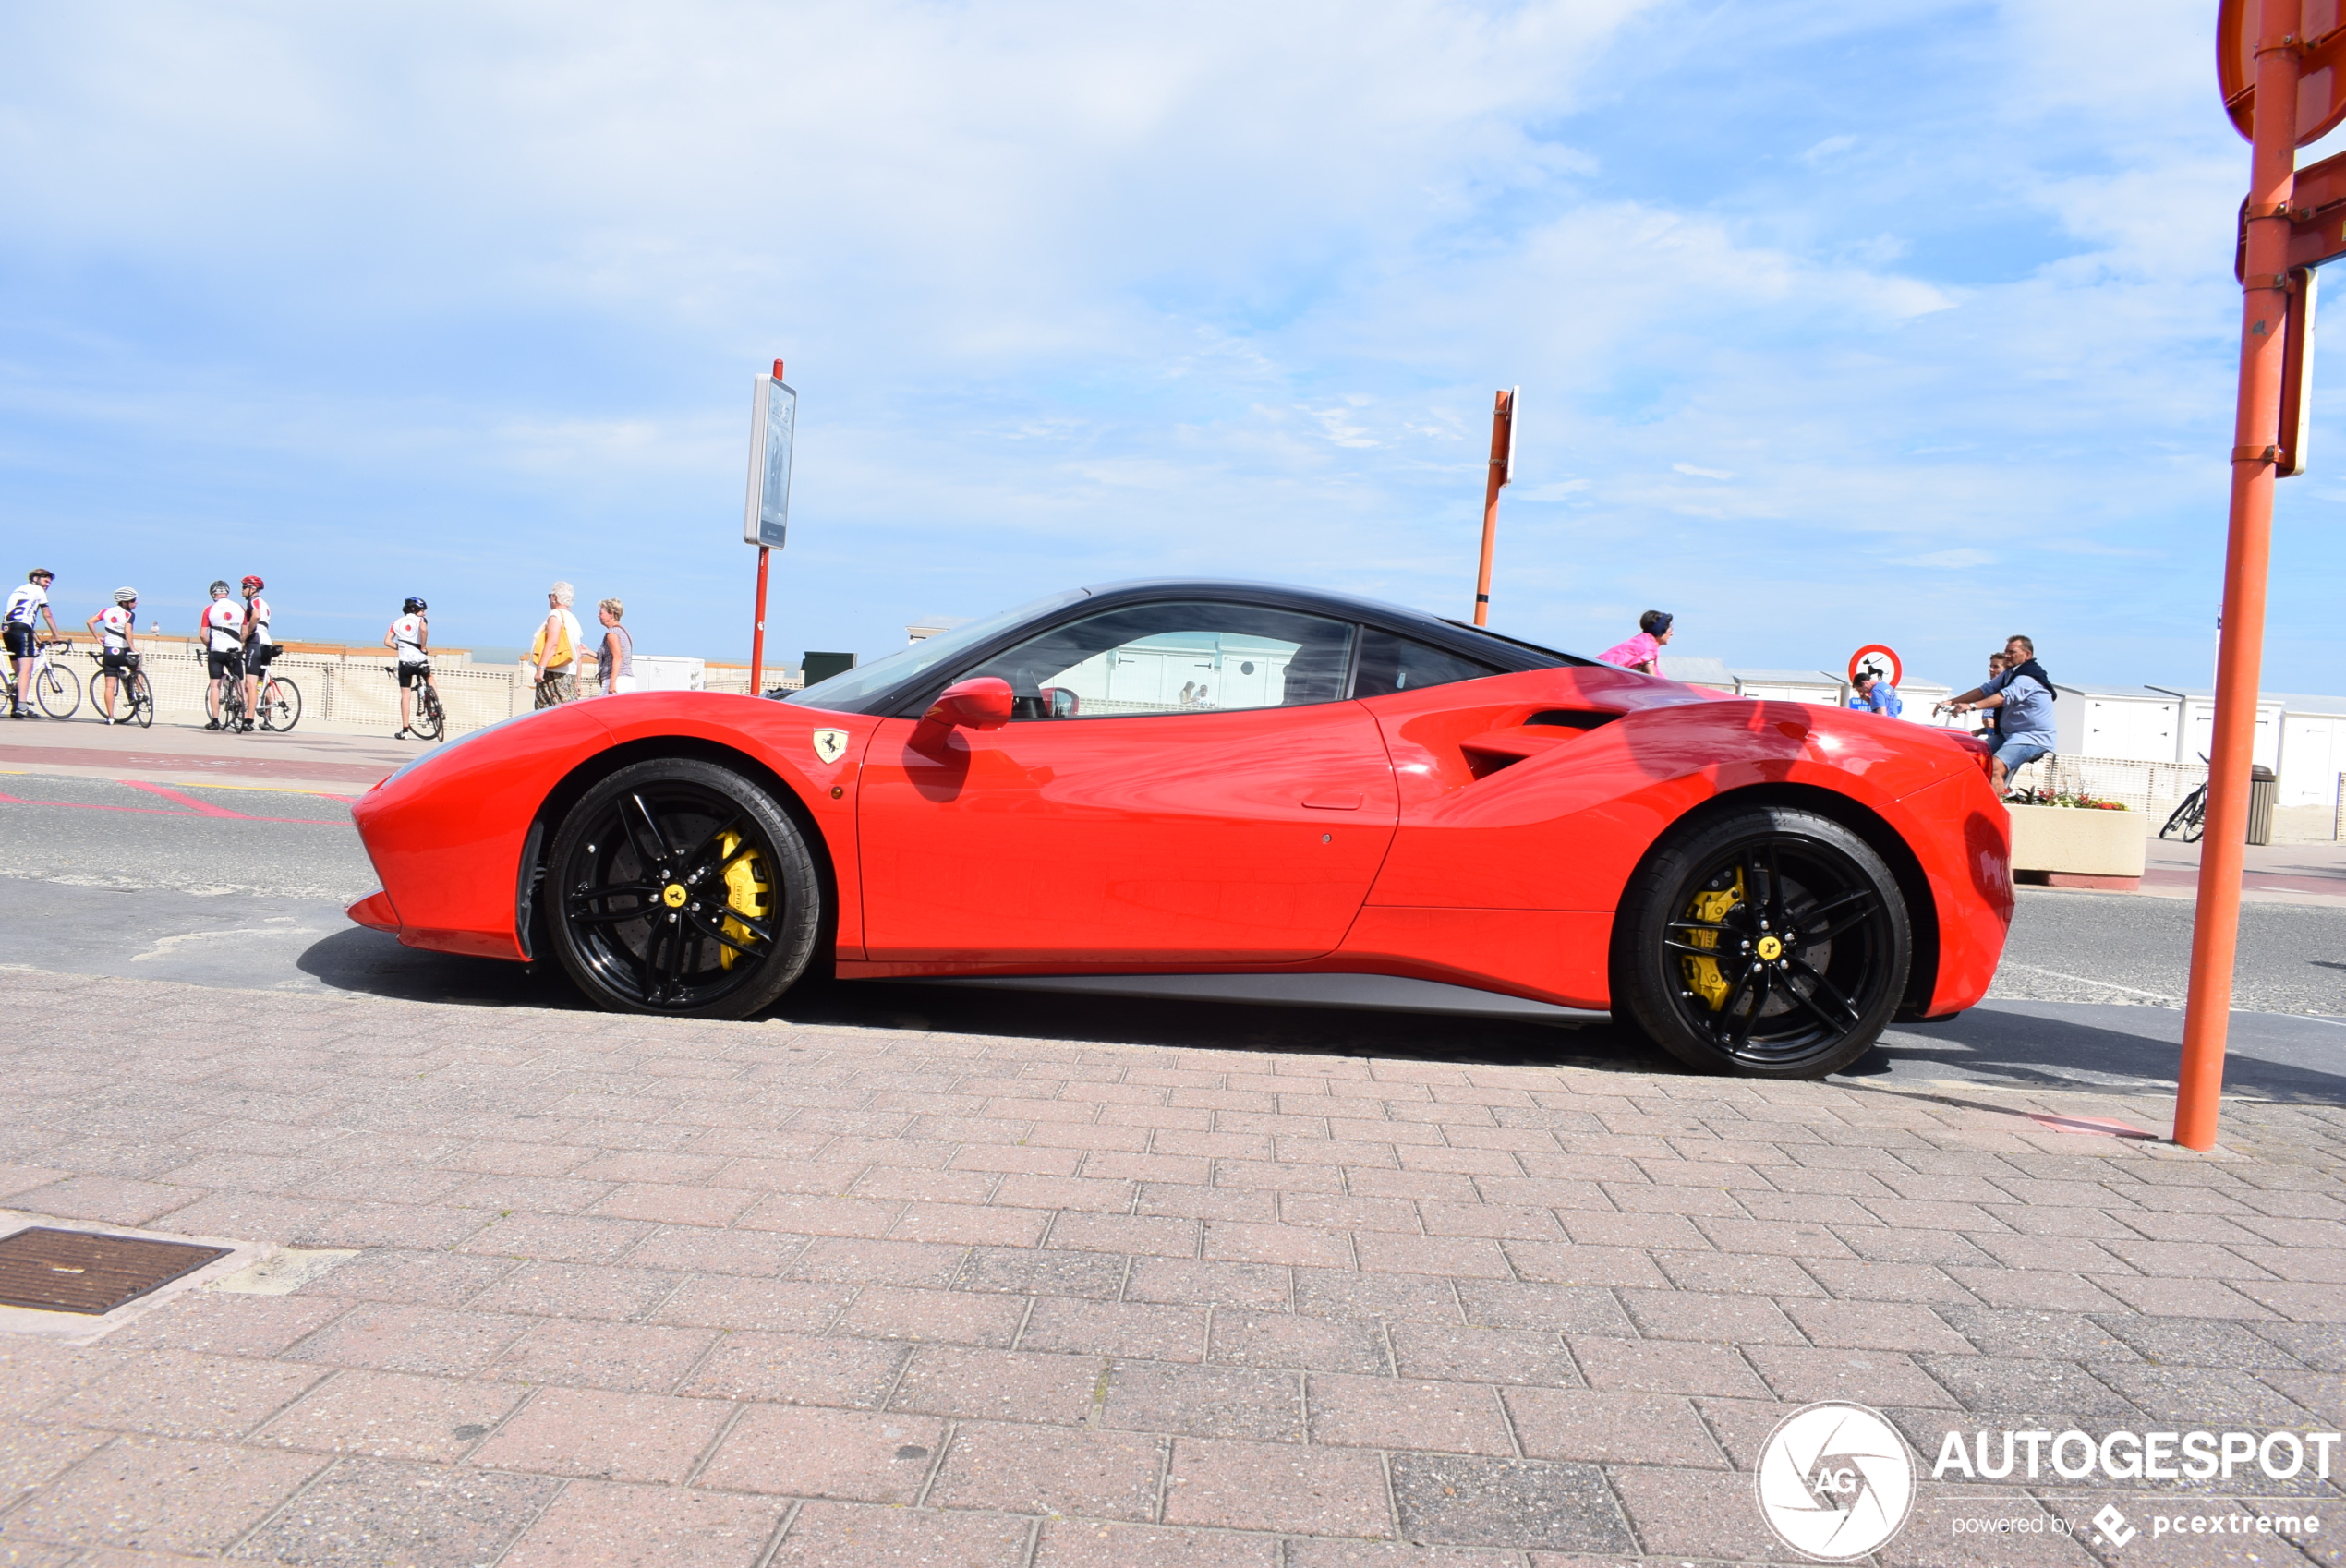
{"left": 245, "top": 595, "right": 273, "bottom": 646}
{"left": 200, "top": 598, "right": 245, "bottom": 653}
{"left": 5, "top": 584, "right": 47, "bottom": 626}
{"left": 391, "top": 612, "right": 428, "bottom": 664}
{"left": 96, "top": 606, "right": 133, "bottom": 651}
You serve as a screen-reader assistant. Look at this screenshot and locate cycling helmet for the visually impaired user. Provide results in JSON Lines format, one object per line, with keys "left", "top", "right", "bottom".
{"left": 241, "top": 575, "right": 264, "bottom": 591}
{"left": 114, "top": 587, "right": 137, "bottom": 606}
{"left": 28, "top": 568, "right": 53, "bottom": 582}
{"left": 208, "top": 580, "right": 231, "bottom": 597}
{"left": 403, "top": 597, "right": 427, "bottom": 614}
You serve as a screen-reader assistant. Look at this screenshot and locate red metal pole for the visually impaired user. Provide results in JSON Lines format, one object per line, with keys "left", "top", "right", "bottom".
{"left": 2175, "top": 0, "right": 2302, "bottom": 1151}
{"left": 750, "top": 546, "right": 770, "bottom": 695}
{"left": 1472, "top": 390, "right": 1512, "bottom": 627}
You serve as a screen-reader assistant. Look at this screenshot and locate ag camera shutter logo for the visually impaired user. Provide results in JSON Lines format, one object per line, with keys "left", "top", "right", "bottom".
{"left": 1756, "top": 1402, "right": 1917, "bottom": 1559}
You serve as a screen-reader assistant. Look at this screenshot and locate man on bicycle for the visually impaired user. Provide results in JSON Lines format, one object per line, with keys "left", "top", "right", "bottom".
{"left": 239, "top": 575, "right": 276, "bottom": 723}
{"left": 198, "top": 580, "right": 247, "bottom": 730}
{"left": 85, "top": 587, "right": 141, "bottom": 724}
{"left": 387, "top": 597, "right": 434, "bottom": 739}
{"left": 6, "top": 569, "right": 58, "bottom": 720}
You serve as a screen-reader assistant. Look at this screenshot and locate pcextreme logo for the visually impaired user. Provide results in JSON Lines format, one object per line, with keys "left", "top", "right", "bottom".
{"left": 1755, "top": 1402, "right": 1918, "bottom": 1560}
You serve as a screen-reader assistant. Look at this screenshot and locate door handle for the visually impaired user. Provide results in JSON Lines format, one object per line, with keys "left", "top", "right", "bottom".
{"left": 1301, "top": 790, "right": 1363, "bottom": 810}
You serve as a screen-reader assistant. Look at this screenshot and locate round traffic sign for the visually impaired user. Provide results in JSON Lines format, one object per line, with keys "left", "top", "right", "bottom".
{"left": 1848, "top": 645, "right": 1901, "bottom": 689}
{"left": 2219, "top": 0, "right": 2346, "bottom": 146}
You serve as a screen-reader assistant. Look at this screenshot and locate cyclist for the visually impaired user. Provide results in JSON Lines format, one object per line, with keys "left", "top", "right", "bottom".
{"left": 198, "top": 580, "right": 247, "bottom": 730}
{"left": 6, "top": 568, "right": 58, "bottom": 719}
{"left": 386, "top": 596, "right": 434, "bottom": 739}
{"left": 239, "top": 575, "right": 276, "bottom": 722}
{"left": 84, "top": 586, "right": 141, "bottom": 724}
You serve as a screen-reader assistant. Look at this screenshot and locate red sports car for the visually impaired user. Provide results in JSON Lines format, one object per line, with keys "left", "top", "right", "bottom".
{"left": 348, "top": 580, "right": 2012, "bottom": 1078}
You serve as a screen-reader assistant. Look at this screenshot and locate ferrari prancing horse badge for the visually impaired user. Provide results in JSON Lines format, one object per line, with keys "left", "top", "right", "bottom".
{"left": 811, "top": 729, "right": 850, "bottom": 766}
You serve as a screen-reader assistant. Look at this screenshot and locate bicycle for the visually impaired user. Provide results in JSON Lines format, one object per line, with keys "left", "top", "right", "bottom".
{"left": 2160, "top": 754, "right": 2210, "bottom": 843}
{"left": 252, "top": 666, "right": 302, "bottom": 732}
{"left": 204, "top": 662, "right": 251, "bottom": 731}
{"left": 2, "top": 638, "right": 82, "bottom": 719}
{"left": 83, "top": 648, "right": 153, "bottom": 728}
{"left": 388, "top": 664, "right": 444, "bottom": 742}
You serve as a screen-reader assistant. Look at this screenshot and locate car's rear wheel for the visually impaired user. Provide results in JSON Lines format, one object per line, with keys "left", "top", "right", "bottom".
{"left": 547, "top": 757, "right": 822, "bottom": 1019}
{"left": 1614, "top": 806, "right": 1909, "bottom": 1079}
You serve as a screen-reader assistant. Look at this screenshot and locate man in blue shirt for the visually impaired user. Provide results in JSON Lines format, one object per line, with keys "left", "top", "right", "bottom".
{"left": 1944, "top": 634, "right": 2055, "bottom": 795}
{"left": 1846, "top": 672, "right": 1903, "bottom": 718}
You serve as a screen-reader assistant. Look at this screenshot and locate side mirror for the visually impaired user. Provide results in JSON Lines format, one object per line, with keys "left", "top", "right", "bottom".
{"left": 922, "top": 676, "right": 1015, "bottom": 730}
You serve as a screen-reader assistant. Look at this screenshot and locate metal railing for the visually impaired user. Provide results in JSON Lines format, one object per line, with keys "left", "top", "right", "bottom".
{"left": 2007, "top": 754, "right": 2208, "bottom": 816}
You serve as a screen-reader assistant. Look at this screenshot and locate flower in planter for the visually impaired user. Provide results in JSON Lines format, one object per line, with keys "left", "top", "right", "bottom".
{"left": 2009, "top": 787, "right": 2128, "bottom": 810}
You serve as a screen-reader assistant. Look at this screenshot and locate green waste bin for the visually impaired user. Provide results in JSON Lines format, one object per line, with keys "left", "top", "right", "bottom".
{"left": 2247, "top": 765, "right": 2278, "bottom": 846}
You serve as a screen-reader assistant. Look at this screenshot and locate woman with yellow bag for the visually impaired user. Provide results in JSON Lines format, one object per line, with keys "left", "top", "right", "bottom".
{"left": 531, "top": 581, "right": 586, "bottom": 708}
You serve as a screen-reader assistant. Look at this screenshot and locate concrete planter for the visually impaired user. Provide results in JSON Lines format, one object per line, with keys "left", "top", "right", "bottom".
{"left": 2008, "top": 802, "right": 2146, "bottom": 890}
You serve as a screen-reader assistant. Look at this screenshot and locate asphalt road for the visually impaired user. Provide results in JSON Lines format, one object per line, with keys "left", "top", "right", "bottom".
{"left": 2, "top": 772, "right": 2340, "bottom": 1104}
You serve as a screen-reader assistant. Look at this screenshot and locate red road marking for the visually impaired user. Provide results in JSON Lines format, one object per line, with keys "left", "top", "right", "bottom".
{"left": 0, "top": 787, "right": 340, "bottom": 826}
{"left": 118, "top": 780, "right": 246, "bottom": 817}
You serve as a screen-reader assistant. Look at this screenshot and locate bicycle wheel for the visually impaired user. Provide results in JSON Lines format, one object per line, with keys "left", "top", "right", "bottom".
{"left": 260, "top": 676, "right": 303, "bottom": 731}
{"left": 128, "top": 669, "right": 154, "bottom": 729}
{"left": 416, "top": 686, "right": 445, "bottom": 742}
{"left": 34, "top": 663, "right": 79, "bottom": 719}
{"left": 2161, "top": 790, "right": 2204, "bottom": 841}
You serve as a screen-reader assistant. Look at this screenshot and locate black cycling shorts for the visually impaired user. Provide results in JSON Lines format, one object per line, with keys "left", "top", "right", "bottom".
{"left": 247, "top": 642, "right": 279, "bottom": 669}
{"left": 207, "top": 649, "right": 245, "bottom": 680}
{"left": 2, "top": 624, "right": 32, "bottom": 659}
{"left": 396, "top": 661, "right": 431, "bottom": 689}
{"left": 98, "top": 648, "right": 139, "bottom": 674}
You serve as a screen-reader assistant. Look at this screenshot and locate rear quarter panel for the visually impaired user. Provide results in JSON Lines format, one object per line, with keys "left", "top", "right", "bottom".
{"left": 1359, "top": 670, "right": 2012, "bottom": 1012}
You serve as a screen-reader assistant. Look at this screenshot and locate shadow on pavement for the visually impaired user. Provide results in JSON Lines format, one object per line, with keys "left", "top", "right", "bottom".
{"left": 296, "top": 928, "right": 2342, "bottom": 1102}
{"left": 296, "top": 926, "right": 1674, "bottom": 1072}
{"left": 1847, "top": 1004, "right": 2345, "bottom": 1104}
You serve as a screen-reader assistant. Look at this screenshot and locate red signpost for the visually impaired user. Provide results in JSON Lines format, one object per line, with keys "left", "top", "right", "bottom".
{"left": 2179, "top": 0, "right": 2346, "bottom": 1149}
{"left": 1471, "top": 388, "right": 1518, "bottom": 627}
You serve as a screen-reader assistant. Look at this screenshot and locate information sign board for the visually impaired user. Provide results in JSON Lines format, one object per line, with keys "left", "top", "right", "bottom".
{"left": 743, "top": 372, "right": 796, "bottom": 549}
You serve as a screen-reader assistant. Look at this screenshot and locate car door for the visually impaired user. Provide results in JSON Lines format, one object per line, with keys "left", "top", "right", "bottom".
{"left": 857, "top": 598, "right": 1399, "bottom": 964}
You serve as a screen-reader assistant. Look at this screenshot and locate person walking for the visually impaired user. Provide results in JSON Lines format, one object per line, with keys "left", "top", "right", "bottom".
{"left": 5, "top": 568, "right": 58, "bottom": 719}
{"left": 531, "top": 582, "right": 585, "bottom": 708}
{"left": 386, "top": 596, "right": 434, "bottom": 739}
{"left": 595, "top": 598, "right": 635, "bottom": 696}
{"left": 85, "top": 586, "right": 141, "bottom": 723}
{"left": 1941, "top": 634, "right": 2055, "bottom": 795}
{"left": 1597, "top": 610, "right": 1673, "bottom": 675}
{"left": 197, "top": 580, "right": 247, "bottom": 730}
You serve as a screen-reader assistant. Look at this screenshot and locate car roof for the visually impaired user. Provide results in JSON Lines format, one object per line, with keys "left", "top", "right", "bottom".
{"left": 798, "top": 577, "right": 1592, "bottom": 718}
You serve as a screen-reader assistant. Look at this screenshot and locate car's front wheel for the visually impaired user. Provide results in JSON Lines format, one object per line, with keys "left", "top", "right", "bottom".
{"left": 1614, "top": 806, "right": 1909, "bottom": 1079}
{"left": 546, "top": 757, "right": 822, "bottom": 1019}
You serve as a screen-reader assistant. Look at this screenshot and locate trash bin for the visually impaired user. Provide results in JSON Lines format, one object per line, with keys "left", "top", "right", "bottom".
{"left": 2247, "top": 765, "right": 2279, "bottom": 846}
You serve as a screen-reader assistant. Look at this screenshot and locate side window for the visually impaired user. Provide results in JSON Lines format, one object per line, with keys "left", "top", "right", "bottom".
{"left": 960, "top": 601, "right": 1355, "bottom": 719}
{"left": 1352, "top": 628, "right": 1500, "bottom": 699}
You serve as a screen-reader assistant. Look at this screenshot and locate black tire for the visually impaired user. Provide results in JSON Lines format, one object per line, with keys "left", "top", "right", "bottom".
{"left": 34, "top": 663, "right": 79, "bottom": 719}
{"left": 2160, "top": 789, "right": 2204, "bottom": 842}
{"left": 1614, "top": 806, "right": 1911, "bottom": 1079}
{"left": 546, "top": 757, "right": 823, "bottom": 1019}
{"left": 260, "top": 676, "right": 302, "bottom": 731}
{"left": 415, "top": 686, "right": 445, "bottom": 742}
{"left": 128, "top": 670, "right": 154, "bottom": 728}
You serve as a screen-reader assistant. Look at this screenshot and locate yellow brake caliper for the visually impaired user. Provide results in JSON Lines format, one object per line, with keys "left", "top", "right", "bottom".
{"left": 1680, "top": 868, "right": 1745, "bottom": 1010}
{"left": 716, "top": 832, "right": 771, "bottom": 970}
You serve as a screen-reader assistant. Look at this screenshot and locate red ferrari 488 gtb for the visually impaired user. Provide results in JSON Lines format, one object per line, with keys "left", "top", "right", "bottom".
{"left": 348, "top": 580, "right": 2012, "bottom": 1078}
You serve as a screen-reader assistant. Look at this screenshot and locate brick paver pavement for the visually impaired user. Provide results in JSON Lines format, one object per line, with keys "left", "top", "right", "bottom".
{"left": 0, "top": 968, "right": 2338, "bottom": 1566}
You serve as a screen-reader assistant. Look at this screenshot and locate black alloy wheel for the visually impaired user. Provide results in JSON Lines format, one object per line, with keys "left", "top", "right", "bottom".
{"left": 546, "top": 757, "right": 822, "bottom": 1019}
{"left": 1614, "top": 806, "right": 1910, "bottom": 1079}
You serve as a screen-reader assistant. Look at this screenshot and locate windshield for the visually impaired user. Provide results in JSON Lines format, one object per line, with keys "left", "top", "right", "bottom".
{"left": 783, "top": 588, "right": 1091, "bottom": 711}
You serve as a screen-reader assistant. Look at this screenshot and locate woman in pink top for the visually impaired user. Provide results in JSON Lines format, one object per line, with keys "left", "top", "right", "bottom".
{"left": 1598, "top": 610, "right": 1674, "bottom": 674}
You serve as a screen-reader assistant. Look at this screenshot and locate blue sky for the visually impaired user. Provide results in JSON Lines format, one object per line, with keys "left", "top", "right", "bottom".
{"left": 2, "top": 0, "right": 2339, "bottom": 692}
